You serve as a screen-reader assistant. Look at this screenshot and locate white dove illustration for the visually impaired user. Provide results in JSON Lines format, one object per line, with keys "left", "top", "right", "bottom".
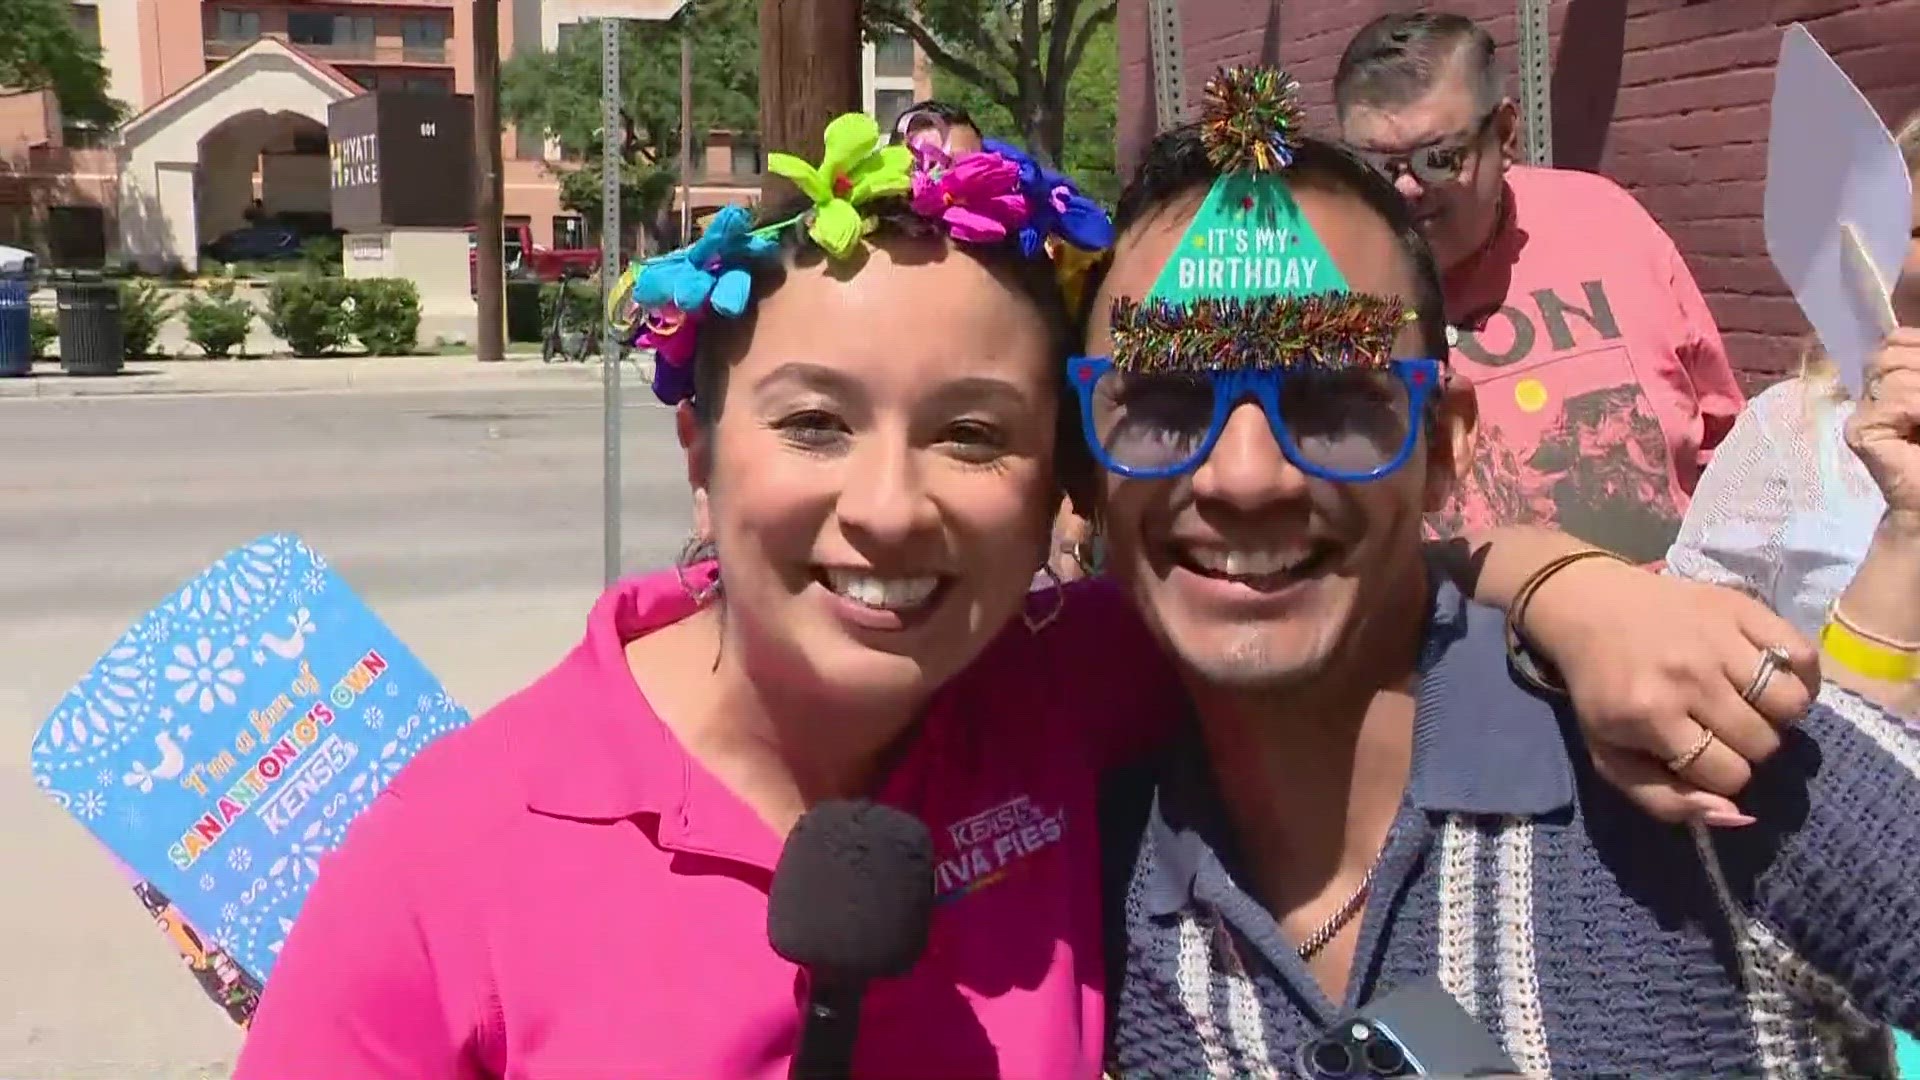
{"left": 258, "top": 607, "right": 316, "bottom": 660}
{"left": 123, "top": 727, "right": 190, "bottom": 794}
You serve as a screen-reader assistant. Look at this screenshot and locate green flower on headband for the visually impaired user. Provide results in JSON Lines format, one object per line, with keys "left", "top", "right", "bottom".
{"left": 766, "top": 113, "right": 913, "bottom": 259}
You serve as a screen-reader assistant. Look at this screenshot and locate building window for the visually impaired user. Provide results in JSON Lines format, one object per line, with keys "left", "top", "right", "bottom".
{"left": 874, "top": 89, "right": 915, "bottom": 135}
{"left": 213, "top": 7, "right": 259, "bottom": 43}
{"left": 554, "top": 216, "right": 586, "bottom": 249}
{"left": 288, "top": 12, "right": 374, "bottom": 57}
{"left": 70, "top": 3, "right": 101, "bottom": 48}
{"left": 401, "top": 15, "right": 447, "bottom": 62}
{"left": 875, "top": 32, "right": 915, "bottom": 79}
{"left": 730, "top": 138, "right": 761, "bottom": 178}
{"left": 403, "top": 76, "right": 449, "bottom": 94}
{"left": 347, "top": 70, "right": 378, "bottom": 91}
{"left": 557, "top": 21, "right": 589, "bottom": 52}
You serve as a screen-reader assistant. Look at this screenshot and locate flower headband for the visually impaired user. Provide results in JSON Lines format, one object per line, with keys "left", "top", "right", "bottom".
{"left": 1111, "top": 66, "right": 1412, "bottom": 373}
{"left": 622, "top": 111, "right": 1116, "bottom": 406}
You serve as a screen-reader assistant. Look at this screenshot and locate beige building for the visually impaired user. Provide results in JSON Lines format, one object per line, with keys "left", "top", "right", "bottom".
{"left": 0, "top": 1, "right": 931, "bottom": 272}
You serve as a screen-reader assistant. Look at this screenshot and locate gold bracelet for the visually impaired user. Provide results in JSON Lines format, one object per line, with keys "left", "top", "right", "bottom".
{"left": 1503, "top": 548, "right": 1633, "bottom": 695}
{"left": 1821, "top": 615, "right": 1920, "bottom": 683}
{"left": 1829, "top": 601, "right": 1920, "bottom": 652}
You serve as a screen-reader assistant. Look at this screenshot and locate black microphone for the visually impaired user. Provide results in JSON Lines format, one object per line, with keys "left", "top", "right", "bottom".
{"left": 768, "top": 799, "right": 935, "bottom": 1080}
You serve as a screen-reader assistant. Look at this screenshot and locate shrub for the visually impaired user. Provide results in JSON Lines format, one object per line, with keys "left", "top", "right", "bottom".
{"left": 264, "top": 275, "right": 352, "bottom": 356}
{"left": 29, "top": 309, "right": 56, "bottom": 358}
{"left": 181, "top": 282, "right": 254, "bottom": 358}
{"left": 539, "top": 280, "right": 599, "bottom": 336}
{"left": 118, "top": 280, "right": 173, "bottom": 359}
{"left": 348, "top": 278, "right": 420, "bottom": 355}
{"left": 299, "top": 235, "right": 343, "bottom": 277}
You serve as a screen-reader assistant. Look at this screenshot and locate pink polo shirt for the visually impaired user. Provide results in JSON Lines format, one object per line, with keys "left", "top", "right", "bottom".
{"left": 233, "top": 570, "right": 1180, "bottom": 1080}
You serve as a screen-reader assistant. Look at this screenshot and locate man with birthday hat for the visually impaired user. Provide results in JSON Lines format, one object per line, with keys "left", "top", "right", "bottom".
{"left": 1088, "top": 68, "right": 1920, "bottom": 1078}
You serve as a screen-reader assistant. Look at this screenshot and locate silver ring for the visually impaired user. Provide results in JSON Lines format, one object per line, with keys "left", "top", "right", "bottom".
{"left": 1741, "top": 645, "right": 1792, "bottom": 707}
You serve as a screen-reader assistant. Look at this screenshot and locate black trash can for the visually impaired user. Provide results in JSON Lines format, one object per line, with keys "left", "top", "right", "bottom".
{"left": 506, "top": 280, "right": 543, "bottom": 343}
{"left": 0, "top": 278, "right": 29, "bottom": 377}
{"left": 57, "top": 278, "right": 124, "bottom": 376}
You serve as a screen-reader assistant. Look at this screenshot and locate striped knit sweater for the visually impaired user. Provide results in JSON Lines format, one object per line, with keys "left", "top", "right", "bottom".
{"left": 1110, "top": 581, "right": 1920, "bottom": 1079}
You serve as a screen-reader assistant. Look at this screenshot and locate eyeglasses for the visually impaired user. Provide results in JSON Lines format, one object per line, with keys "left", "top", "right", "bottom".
{"left": 1068, "top": 356, "right": 1443, "bottom": 482}
{"left": 1353, "top": 108, "right": 1498, "bottom": 187}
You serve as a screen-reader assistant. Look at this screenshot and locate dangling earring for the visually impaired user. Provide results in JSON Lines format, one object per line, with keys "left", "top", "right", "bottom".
{"left": 1024, "top": 564, "right": 1066, "bottom": 633}
{"left": 675, "top": 532, "right": 722, "bottom": 605}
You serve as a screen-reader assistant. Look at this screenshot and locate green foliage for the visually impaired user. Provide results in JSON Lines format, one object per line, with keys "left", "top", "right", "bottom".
{"left": 929, "top": 18, "right": 1118, "bottom": 202}
{"left": 299, "top": 236, "right": 344, "bottom": 277}
{"left": 264, "top": 275, "right": 423, "bottom": 355}
{"left": 29, "top": 309, "right": 57, "bottom": 358}
{"left": 539, "top": 279, "right": 600, "bottom": 334}
{"left": 500, "top": 0, "right": 758, "bottom": 252}
{"left": 181, "top": 282, "right": 255, "bottom": 358}
{"left": 0, "top": 0, "right": 124, "bottom": 125}
{"left": 117, "top": 280, "right": 172, "bottom": 358}
{"left": 348, "top": 279, "right": 421, "bottom": 356}
{"left": 866, "top": 0, "right": 1116, "bottom": 172}
{"left": 264, "top": 276, "right": 352, "bottom": 357}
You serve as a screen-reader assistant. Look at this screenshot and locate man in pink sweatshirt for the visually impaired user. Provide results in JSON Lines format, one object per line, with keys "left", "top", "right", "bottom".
{"left": 1336, "top": 12, "right": 1745, "bottom": 564}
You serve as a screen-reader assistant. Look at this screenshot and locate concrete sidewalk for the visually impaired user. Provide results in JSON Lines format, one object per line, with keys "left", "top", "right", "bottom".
{"left": 0, "top": 354, "right": 654, "bottom": 400}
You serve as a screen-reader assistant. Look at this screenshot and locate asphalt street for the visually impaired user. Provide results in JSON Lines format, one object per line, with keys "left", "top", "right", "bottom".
{"left": 0, "top": 383, "right": 690, "bottom": 1078}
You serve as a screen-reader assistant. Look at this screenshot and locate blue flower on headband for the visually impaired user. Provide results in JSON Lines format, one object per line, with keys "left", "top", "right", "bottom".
{"left": 634, "top": 204, "right": 779, "bottom": 319}
{"left": 984, "top": 139, "right": 1114, "bottom": 259}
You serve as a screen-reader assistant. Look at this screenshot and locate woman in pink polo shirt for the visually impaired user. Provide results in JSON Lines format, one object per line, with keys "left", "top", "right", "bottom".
{"left": 236, "top": 115, "right": 1806, "bottom": 1080}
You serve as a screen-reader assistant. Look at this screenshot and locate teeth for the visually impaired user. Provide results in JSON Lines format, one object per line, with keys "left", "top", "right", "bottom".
{"left": 1188, "top": 549, "right": 1305, "bottom": 577}
{"left": 824, "top": 570, "right": 941, "bottom": 610}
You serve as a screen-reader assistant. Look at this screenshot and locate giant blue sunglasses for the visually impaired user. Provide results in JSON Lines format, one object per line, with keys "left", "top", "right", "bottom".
{"left": 1067, "top": 356, "right": 1444, "bottom": 482}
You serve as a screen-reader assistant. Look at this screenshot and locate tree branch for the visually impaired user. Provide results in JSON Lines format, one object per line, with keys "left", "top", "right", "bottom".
{"left": 871, "top": 9, "right": 1022, "bottom": 118}
{"left": 871, "top": 3, "right": 1019, "bottom": 84}
{"left": 1044, "top": 0, "right": 1085, "bottom": 95}
{"left": 1062, "top": 0, "right": 1115, "bottom": 84}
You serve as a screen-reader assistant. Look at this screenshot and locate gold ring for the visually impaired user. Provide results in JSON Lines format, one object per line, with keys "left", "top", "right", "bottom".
{"left": 1666, "top": 728, "right": 1716, "bottom": 774}
{"left": 1741, "top": 645, "right": 1792, "bottom": 707}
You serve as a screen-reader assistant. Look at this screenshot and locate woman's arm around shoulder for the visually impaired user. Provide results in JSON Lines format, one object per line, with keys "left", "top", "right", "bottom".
{"left": 233, "top": 787, "right": 491, "bottom": 1080}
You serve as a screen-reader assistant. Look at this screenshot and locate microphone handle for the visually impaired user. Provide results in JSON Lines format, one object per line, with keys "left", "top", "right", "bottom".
{"left": 790, "top": 978, "right": 863, "bottom": 1080}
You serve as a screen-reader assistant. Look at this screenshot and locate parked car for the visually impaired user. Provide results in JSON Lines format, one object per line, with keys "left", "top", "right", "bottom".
{"left": 202, "top": 224, "right": 302, "bottom": 264}
{"left": 0, "top": 243, "right": 35, "bottom": 278}
{"left": 467, "top": 222, "right": 602, "bottom": 292}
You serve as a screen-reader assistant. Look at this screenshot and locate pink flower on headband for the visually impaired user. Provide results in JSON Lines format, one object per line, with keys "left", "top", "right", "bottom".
{"left": 910, "top": 151, "right": 1030, "bottom": 244}
{"left": 641, "top": 306, "right": 699, "bottom": 405}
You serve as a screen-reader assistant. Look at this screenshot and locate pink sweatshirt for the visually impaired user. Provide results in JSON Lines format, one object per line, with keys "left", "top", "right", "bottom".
{"left": 1432, "top": 165, "right": 1746, "bottom": 565}
{"left": 233, "top": 570, "right": 1180, "bottom": 1079}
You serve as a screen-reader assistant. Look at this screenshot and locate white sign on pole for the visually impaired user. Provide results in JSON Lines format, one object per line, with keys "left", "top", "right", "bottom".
{"left": 558, "top": 0, "right": 687, "bottom": 20}
{"left": 1764, "top": 23, "right": 1912, "bottom": 398}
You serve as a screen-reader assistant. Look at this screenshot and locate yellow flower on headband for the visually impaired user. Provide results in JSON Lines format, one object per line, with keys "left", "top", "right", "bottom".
{"left": 766, "top": 113, "right": 913, "bottom": 259}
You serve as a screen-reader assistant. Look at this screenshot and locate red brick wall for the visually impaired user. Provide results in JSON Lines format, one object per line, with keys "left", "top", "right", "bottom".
{"left": 1118, "top": 0, "right": 1920, "bottom": 389}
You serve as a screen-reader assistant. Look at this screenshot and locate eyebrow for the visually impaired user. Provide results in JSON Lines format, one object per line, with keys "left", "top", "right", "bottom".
{"left": 752, "top": 361, "right": 866, "bottom": 400}
{"left": 750, "top": 363, "right": 1033, "bottom": 413}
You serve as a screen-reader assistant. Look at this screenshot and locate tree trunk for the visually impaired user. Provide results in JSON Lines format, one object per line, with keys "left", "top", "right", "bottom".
{"left": 759, "top": 0, "right": 863, "bottom": 205}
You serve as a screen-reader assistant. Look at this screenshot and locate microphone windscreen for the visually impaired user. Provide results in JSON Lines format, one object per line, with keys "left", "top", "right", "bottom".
{"left": 768, "top": 800, "right": 935, "bottom": 981}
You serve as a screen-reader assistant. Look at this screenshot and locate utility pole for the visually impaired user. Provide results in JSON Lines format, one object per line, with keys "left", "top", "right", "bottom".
{"left": 472, "top": 0, "right": 505, "bottom": 362}
{"left": 759, "top": 0, "right": 862, "bottom": 201}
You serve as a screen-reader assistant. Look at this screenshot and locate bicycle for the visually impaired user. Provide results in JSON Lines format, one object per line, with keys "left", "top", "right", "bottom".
{"left": 541, "top": 270, "right": 601, "bottom": 363}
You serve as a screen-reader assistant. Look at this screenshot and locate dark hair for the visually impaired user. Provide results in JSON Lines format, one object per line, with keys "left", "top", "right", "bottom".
{"left": 889, "top": 99, "right": 979, "bottom": 142}
{"left": 1333, "top": 12, "right": 1502, "bottom": 120}
{"left": 1081, "top": 126, "right": 1450, "bottom": 362}
{"left": 688, "top": 194, "right": 1093, "bottom": 495}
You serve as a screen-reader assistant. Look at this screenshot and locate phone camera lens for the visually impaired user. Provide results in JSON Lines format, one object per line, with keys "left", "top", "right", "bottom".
{"left": 1307, "top": 1037, "right": 1357, "bottom": 1078}
{"left": 1361, "top": 1031, "right": 1408, "bottom": 1075}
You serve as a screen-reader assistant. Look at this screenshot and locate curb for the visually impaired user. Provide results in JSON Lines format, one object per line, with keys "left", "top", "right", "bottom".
{"left": 0, "top": 357, "right": 655, "bottom": 401}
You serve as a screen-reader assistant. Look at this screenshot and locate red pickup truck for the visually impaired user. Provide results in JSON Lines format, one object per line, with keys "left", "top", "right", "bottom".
{"left": 467, "top": 222, "right": 602, "bottom": 290}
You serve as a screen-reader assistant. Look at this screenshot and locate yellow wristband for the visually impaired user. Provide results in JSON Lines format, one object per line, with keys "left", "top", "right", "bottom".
{"left": 1820, "top": 618, "right": 1920, "bottom": 683}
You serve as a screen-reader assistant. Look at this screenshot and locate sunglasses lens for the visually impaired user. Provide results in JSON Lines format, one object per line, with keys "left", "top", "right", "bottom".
{"left": 1089, "top": 367, "right": 1214, "bottom": 473}
{"left": 1277, "top": 366, "right": 1415, "bottom": 476}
